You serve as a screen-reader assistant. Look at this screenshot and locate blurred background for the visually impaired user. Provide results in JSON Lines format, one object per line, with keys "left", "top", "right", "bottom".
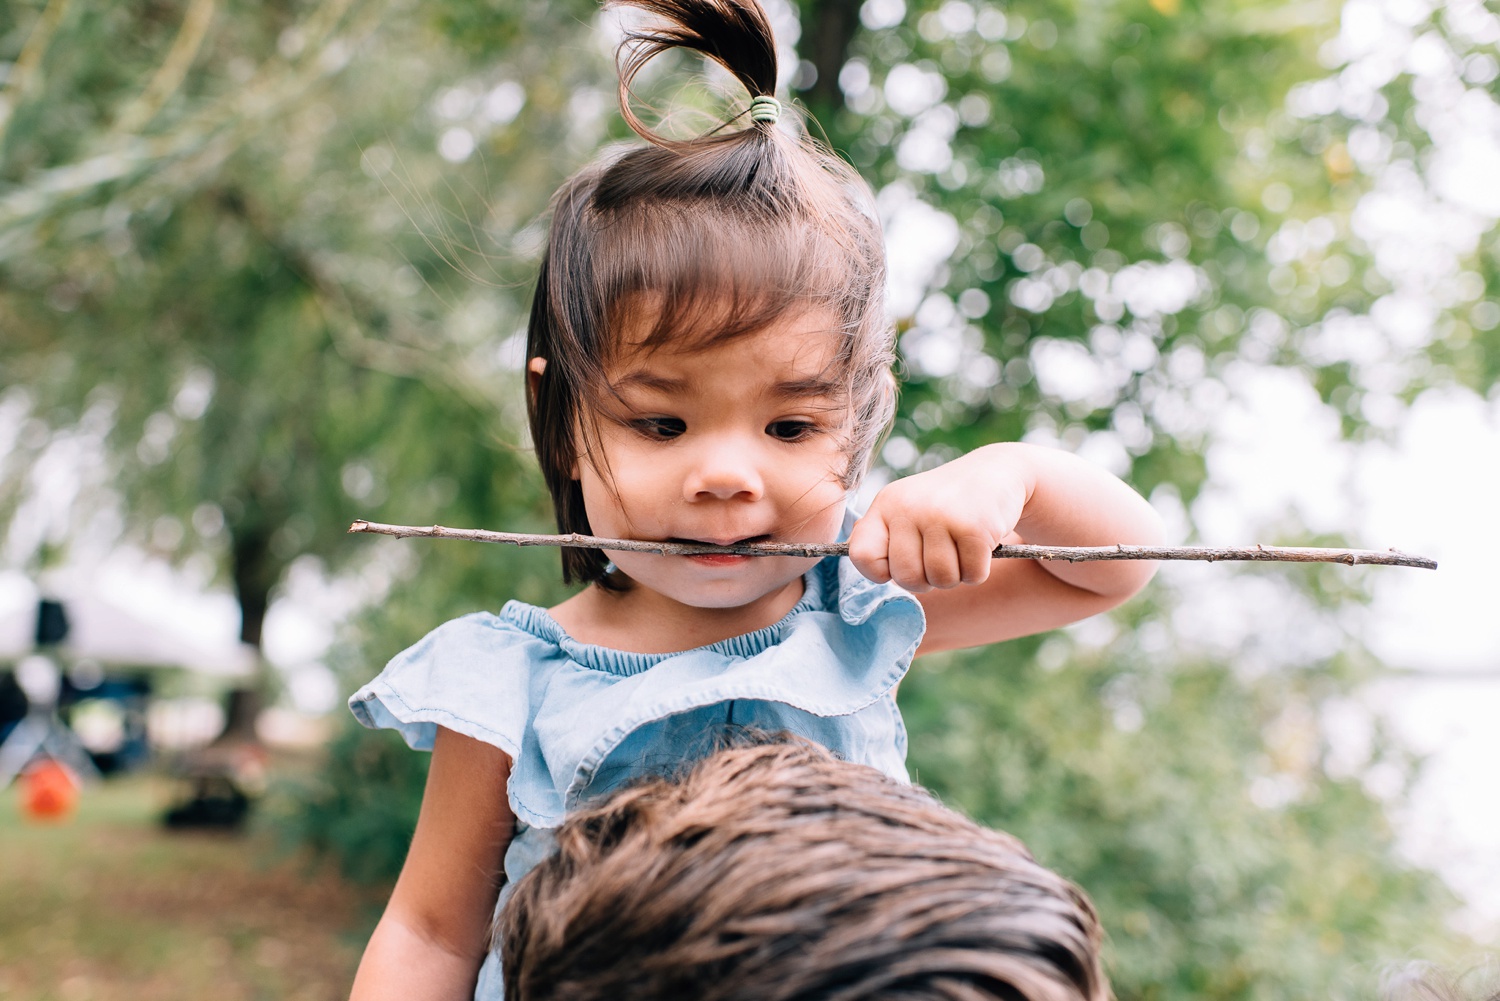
{"left": 1, "top": 0, "right": 1496, "bottom": 997}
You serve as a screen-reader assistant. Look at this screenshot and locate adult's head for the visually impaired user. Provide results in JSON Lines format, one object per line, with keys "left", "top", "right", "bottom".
{"left": 499, "top": 736, "right": 1109, "bottom": 1001}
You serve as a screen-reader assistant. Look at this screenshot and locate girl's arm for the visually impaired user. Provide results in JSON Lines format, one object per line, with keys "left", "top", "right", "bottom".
{"left": 847, "top": 442, "right": 1166, "bottom": 655}
{"left": 351, "top": 726, "right": 514, "bottom": 1001}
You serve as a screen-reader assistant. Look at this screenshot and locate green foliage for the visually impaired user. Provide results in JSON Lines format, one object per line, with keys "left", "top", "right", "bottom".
{"left": 902, "top": 635, "right": 1461, "bottom": 1000}
{"left": 829, "top": 0, "right": 1303, "bottom": 479}
{"left": 811, "top": 3, "right": 1493, "bottom": 982}
{"left": 425, "top": 0, "right": 594, "bottom": 56}
{"left": 818, "top": 0, "right": 1495, "bottom": 485}
{"left": 278, "top": 722, "right": 430, "bottom": 884}
{"left": 0, "top": 0, "right": 594, "bottom": 640}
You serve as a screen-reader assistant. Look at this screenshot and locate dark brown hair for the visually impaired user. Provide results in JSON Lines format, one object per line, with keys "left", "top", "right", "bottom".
{"left": 499, "top": 735, "right": 1110, "bottom": 1001}
{"left": 525, "top": 0, "right": 895, "bottom": 587}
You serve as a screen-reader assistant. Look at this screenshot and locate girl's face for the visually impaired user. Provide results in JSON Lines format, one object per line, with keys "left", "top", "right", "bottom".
{"left": 575, "top": 305, "right": 851, "bottom": 611}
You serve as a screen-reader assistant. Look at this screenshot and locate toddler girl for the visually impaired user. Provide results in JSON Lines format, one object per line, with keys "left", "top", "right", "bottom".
{"left": 349, "top": 1, "right": 1164, "bottom": 997}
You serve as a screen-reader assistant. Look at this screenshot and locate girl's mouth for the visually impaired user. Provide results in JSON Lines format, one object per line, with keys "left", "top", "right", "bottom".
{"left": 684, "top": 552, "right": 752, "bottom": 567}
{"left": 671, "top": 535, "right": 769, "bottom": 567}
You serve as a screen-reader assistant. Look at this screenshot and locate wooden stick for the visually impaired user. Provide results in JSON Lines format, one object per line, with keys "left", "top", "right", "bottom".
{"left": 347, "top": 520, "right": 1438, "bottom": 570}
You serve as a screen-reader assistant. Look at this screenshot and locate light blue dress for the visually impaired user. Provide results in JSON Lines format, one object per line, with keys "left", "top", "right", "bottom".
{"left": 349, "top": 549, "right": 925, "bottom": 1000}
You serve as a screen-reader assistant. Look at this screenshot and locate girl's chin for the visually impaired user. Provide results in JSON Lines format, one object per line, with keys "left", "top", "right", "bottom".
{"left": 622, "top": 563, "right": 809, "bottom": 610}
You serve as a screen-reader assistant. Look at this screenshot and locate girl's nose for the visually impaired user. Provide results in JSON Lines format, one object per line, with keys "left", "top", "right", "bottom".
{"left": 682, "top": 441, "right": 765, "bottom": 502}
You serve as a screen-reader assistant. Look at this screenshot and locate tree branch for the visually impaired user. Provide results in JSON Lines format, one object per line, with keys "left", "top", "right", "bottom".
{"left": 0, "top": 0, "right": 75, "bottom": 149}
{"left": 347, "top": 520, "right": 1438, "bottom": 569}
{"left": 0, "top": 0, "right": 372, "bottom": 260}
{"left": 112, "top": 0, "right": 219, "bottom": 136}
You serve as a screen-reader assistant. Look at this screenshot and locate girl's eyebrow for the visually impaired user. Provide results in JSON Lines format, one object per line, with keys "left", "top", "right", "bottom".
{"left": 771, "top": 377, "right": 843, "bottom": 399}
{"left": 613, "top": 371, "right": 684, "bottom": 393}
{"left": 612, "top": 372, "right": 842, "bottom": 399}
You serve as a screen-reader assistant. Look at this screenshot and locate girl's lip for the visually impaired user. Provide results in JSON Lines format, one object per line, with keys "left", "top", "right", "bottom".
{"left": 670, "top": 535, "right": 768, "bottom": 567}
{"left": 669, "top": 535, "right": 772, "bottom": 548}
{"left": 683, "top": 552, "right": 753, "bottom": 566}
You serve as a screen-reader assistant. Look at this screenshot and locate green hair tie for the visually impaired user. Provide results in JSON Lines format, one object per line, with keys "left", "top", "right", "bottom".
{"left": 749, "top": 95, "right": 781, "bottom": 125}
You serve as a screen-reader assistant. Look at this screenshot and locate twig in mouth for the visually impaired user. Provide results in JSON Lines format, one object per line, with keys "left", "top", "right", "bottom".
{"left": 346, "top": 520, "right": 1438, "bottom": 570}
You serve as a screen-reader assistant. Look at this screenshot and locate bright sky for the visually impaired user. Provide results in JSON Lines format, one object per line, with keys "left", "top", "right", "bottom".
{"left": 1197, "top": 375, "right": 1500, "bottom": 938}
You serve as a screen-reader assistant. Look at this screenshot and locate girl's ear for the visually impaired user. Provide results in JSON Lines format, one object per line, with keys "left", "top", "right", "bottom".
{"left": 527, "top": 356, "right": 547, "bottom": 404}
{"left": 529, "top": 356, "right": 579, "bottom": 479}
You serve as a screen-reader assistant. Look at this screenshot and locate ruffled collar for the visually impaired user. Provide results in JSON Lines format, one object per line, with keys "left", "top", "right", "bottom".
{"left": 499, "top": 557, "right": 831, "bottom": 678}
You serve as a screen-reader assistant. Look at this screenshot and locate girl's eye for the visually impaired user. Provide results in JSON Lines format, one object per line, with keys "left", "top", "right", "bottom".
{"left": 766, "top": 420, "right": 818, "bottom": 442}
{"left": 632, "top": 416, "right": 687, "bottom": 440}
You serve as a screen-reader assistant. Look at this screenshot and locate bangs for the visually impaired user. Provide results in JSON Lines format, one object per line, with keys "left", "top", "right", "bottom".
{"left": 591, "top": 202, "right": 864, "bottom": 359}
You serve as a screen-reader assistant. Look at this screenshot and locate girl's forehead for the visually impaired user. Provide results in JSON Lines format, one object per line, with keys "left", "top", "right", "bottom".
{"left": 606, "top": 316, "right": 852, "bottom": 408}
{"left": 609, "top": 292, "right": 844, "bottom": 362}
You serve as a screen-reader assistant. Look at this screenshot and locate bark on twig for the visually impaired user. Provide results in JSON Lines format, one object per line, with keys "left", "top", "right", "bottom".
{"left": 347, "top": 520, "right": 1438, "bottom": 570}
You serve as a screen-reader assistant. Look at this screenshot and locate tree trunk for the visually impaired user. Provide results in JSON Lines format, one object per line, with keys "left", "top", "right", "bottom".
{"left": 798, "top": 0, "right": 862, "bottom": 133}
{"left": 231, "top": 516, "right": 276, "bottom": 649}
{"left": 216, "top": 506, "right": 283, "bottom": 747}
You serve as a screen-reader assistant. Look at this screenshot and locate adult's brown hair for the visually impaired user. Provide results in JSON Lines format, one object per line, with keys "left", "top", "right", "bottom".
{"left": 499, "top": 735, "right": 1110, "bottom": 1001}
{"left": 525, "top": 0, "right": 895, "bottom": 588}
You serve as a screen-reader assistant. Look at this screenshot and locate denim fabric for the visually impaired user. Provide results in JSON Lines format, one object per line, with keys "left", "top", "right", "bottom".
{"left": 349, "top": 549, "right": 925, "bottom": 1000}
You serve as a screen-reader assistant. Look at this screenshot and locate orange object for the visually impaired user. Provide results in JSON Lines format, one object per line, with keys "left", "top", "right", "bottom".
{"left": 21, "top": 759, "right": 80, "bottom": 821}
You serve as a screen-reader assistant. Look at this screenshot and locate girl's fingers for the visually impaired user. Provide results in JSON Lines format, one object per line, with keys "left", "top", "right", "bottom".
{"left": 886, "top": 518, "right": 930, "bottom": 592}
{"left": 955, "top": 529, "right": 996, "bottom": 586}
{"left": 855, "top": 479, "right": 1006, "bottom": 590}
{"left": 847, "top": 514, "right": 893, "bottom": 584}
{"left": 921, "top": 532, "right": 963, "bottom": 589}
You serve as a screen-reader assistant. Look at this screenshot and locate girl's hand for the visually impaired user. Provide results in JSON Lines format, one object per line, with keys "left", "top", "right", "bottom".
{"left": 847, "top": 442, "right": 1167, "bottom": 653}
{"left": 848, "top": 444, "right": 1029, "bottom": 593}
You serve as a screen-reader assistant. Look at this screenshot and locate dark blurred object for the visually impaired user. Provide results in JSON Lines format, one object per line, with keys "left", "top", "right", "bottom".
{"left": 163, "top": 690, "right": 269, "bottom": 830}
{"left": 59, "top": 673, "right": 152, "bottom": 774}
{"left": 163, "top": 773, "right": 251, "bottom": 829}
{"left": 35, "top": 598, "right": 70, "bottom": 646}
{"left": 0, "top": 648, "right": 101, "bottom": 788}
{"left": 0, "top": 671, "right": 26, "bottom": 740}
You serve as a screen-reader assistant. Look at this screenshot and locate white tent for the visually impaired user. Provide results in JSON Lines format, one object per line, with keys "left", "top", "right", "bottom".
{"left": 0, "top": 579, "right": 257, "bottom": 677}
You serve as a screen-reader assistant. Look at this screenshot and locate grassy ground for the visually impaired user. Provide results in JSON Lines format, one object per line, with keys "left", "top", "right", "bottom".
{"left": 0, "top": 771, "right": 390, "bottom": 1001}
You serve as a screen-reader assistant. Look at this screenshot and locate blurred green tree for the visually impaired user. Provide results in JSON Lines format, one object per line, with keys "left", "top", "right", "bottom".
{"left": 2, "top": 0, "right": 1491, "bottom": 997}
{"left": 794, "top": 0, "right": 1492, "bottom": 994}
{"left": 792, "top": 0, "right": 1493, "bottom": 995}
{"left": 0, "top": 0, "right": 596, "bottom": 655}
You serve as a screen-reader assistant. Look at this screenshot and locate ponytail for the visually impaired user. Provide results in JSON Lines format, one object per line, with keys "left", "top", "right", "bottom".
{"left": 613, "top": 0, "right": 780, "bottom": 146}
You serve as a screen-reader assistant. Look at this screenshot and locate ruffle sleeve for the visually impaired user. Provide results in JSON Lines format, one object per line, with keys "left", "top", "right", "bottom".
{"left": 348, "top": 612, "right": 569, "bottom": 827}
